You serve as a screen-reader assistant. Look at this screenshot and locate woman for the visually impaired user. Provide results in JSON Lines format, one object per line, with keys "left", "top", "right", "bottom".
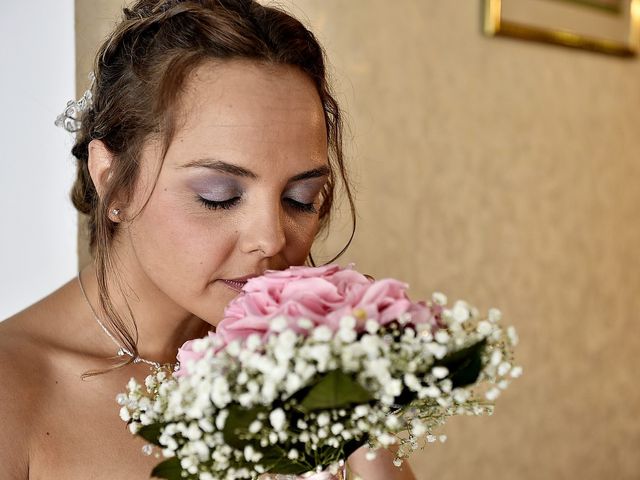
{"left": 0, "top": 1, "right": 416, "bottom": 479}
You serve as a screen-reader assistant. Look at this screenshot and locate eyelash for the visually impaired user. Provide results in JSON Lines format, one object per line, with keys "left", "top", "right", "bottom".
{"left": 198, "top": 196, "right": 318, "bottom": 214}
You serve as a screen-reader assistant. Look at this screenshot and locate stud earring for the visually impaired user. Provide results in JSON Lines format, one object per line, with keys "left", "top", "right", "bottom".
{"left": 110, "top": 208, "right": 122, "bottom": 222}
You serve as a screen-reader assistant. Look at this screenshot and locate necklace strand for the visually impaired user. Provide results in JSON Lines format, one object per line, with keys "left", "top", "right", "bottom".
{"left": 77, "top": 271, "right": 163, "bottom": 369}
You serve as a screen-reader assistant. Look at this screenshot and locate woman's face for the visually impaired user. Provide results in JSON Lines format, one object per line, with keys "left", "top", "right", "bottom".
{"left": 118, "top": 60, "right": 329, "bottom": 325}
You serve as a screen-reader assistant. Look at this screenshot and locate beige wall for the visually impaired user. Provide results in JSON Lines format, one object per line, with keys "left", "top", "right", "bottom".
{"left": 76, "top": 1, "right": 640, "bottom": 479}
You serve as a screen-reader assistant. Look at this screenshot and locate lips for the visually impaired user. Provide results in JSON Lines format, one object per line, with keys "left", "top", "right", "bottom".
{"left": 221, "top": 279, "right": 248, "bottom": 292}
{"left": 220, "top": 274, "right": 259, "bottom": 293}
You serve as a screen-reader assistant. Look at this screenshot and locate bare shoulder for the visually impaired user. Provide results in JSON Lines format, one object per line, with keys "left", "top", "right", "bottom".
{"left": 0, "top": 312, "right": 52, "bottom": 480}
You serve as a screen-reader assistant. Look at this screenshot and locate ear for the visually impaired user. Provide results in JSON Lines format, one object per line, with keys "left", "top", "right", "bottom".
{"left": 87, "top": 139, "right": 115, "bottom": 199}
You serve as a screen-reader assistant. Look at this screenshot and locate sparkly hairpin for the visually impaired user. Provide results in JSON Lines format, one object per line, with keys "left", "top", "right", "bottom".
{"left": 54, "top": 72, "right": 95, "bottom": 133}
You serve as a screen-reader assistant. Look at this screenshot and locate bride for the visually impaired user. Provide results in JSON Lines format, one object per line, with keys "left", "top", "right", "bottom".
{"left": 0, "top": 1, "right": 415, "bottom": 479}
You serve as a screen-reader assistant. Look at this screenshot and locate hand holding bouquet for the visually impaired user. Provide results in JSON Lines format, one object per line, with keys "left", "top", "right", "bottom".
{"left": 119, "top": 265, "right": 521, "bottom": 479}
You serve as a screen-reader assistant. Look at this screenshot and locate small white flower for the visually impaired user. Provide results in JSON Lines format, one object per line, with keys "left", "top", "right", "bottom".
{"left": 226, "top": 340, "right": 241, "bottom": 357}
{"left": 507, "top": 326, "right": 519, "bottom": 346}
{"left": 477, "top": 321, "right": 493, "bottom": 336}
{"left": 317, "top": 412, "right": 330, "bottom": 427}
{"left": 312, "top": 325, "right": 333, "bottom": 342}
{"left": 331, "top": 423, "right": 344, "bottom": 435}
{"left": 422, "top": 385, "right": 441, "bottom": 398}
{"left": 385, "top": 415, "right": 400, "bottom": 429}
{"left": 488, "top": 308, "right": 502, "bottom": 323}
{"left": 297, "top": 318, "right": 314, "bottom": 330}
{"left": 431, "top": 366, "right": 449, "bottom": 379}
{"left": 340, "top": 315, "right": 357, "bottom": 330}
{"left": 365, "top": 319, "right": 379, "bottom": 334}
{"left": 215, "top": 409, "right": 229, "bottom": 430}
{"left": 354, "top": 405, "right": 369, "bottom": 418}
{"left": 119, "top": 406, "right": 131, "bottom": 422}
{"left": 365, "top": 449, "right": 377, "bottom": 461}
{"left": 411, "top": 419, "right": 427, "bottom": 436}
{"left": 269, "top": 408, "right": 286, "bottom": 431}
{"left": 510, "top": 365, "right": 523, "bottom": 378}
{"left": 270, "top": 316, "right": 288, "bottom": 333}
{"left": 338, "top": 327, "right": 357, "bottom": 343}
{"left": 426, "top": 342, "right": 448, "bottom": 359}
{"left": 485, "top": 387, "right": 501, "bottom": 401}
{"left": 498, "top": 362, "right": 511, "bottom": 377}
{"left": 249, "top": 420, "right": 262, "bottom": 434}
{"left": 245, "top": 333, "right": 262, "bottom": 351}
{"left": 434, "top": 330, "right": 450, "bottom": 344}
{"left": 452, "top": 302, "right": 470, "bottom": 323}
{"left": 432, "top": 292, "right": 447, "bottom": 306}
{"left": 288, "top": 448, "right": 299, "bottom": 460}
{"left": 490, "top": 350, "right": 503, "bottom": 366}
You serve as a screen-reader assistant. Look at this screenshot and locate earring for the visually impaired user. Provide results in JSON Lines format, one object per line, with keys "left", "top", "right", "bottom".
{"left": 109, "top": 207, "right": 122, "bottom": 222}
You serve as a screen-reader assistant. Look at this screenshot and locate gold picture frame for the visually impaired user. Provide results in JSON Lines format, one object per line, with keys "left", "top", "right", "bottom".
{"left": 484, "top": 0, "right": 640, "bottom": 56}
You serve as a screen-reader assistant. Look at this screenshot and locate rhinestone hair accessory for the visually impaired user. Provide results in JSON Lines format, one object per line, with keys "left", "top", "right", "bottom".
{"left": 55, "top": 72, "right": 95, "bottom": 133}
{"left": 77, "top": 271, "right": 171, "bottom": 370}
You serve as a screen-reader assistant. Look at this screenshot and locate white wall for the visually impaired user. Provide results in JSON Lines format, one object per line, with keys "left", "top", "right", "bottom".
{"left": 0, "top": 1, "right": 76, "bottom": 320}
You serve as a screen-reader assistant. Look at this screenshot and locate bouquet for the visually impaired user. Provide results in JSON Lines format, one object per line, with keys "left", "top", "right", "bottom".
{"left": 119, "top": 264, "right": 521, "bottom": 479}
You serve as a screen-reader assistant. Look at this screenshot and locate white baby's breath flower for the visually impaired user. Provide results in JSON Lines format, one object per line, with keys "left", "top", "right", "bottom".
{"left": 507, "top": 326, "right": 519, "bottom": 346}
{"left": 288, "top": 448, "right": 299, "bottom": 460}
{"left": 312, "top": 325, "right": 333, "bottom": 342}
{"left": 226, "top": 340, "right": 241, "bottom": 357}
{"left": 119, "top": 406, "right": 131, "bottom": 422}
{"left": 497, "top": 362, "right": 511, "bottom": 377}
{"left": 331, "top": 423, "right": 344, "bottom": 435}
{"left": 510, "top": 365, "right": 524, "bottom": 378}
{"left": 434, "top": 330, "right": 450, "bottom": 344}
{"left": 452, "top": 302, "right": 470, "bottom": 323}
{"left": 215, "top": 409, "right": 229, "bottom": 430}
{"left": 270, "top": 316, "right": 288, "bottom": 333}
{"left": 297, "top": 317, "right": 314, "bottom": 330}
{"left": 490, "top": 350, "right": 502, "bottom": 366}
{"left": 485, "top": 387, "right": 501, "bottom": 401}
{"left": 426, "top": 342, "right": 447, "bottom": 359}
{"left": 248, "top": 420, "right": 262, "bottom": 434}
{"left": 431, "top": 366, "right": 449, "bottom": 379}
{"left": 245, "top": 333, "right": 262, "bottom": 351}
{"left": 488, "top": 308, "right": 502, "bottom": 323}
{"left": 365, "top": 319, "right": 379, "bottom": 334}
{"left": 432, "top": 292, "right": 447, "bottom": 306}
{"left": 269, "top": 408, "right": 286, "bottom": 431}
{"left": 338, "top": 327, "right": 357, "bottom": 343}
{"left": 317, "top": 412, "right": 330, "bottom": 427}
{"left": 339, "top": 315, "right": 357, "bottom": 330}
{"left": 477, "top": 321, "right": 493, "bottom": 336}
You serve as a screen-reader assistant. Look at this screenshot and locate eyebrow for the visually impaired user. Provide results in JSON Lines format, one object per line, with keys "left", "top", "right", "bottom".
{"left": 179, "top": 158, "right": 330, "bottom": 182}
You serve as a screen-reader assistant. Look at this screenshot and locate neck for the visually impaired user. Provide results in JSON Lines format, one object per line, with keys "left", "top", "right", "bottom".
{"left": 78, "top": 262, "right": 211, "bottom": 365}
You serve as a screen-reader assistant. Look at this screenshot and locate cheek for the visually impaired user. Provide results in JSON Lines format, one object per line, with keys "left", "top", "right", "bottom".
{"left": 128, "top": 192, "right": 237, "bottom": 287}
{"left": 284, "top": 216, "right": 320, "bottom": 264}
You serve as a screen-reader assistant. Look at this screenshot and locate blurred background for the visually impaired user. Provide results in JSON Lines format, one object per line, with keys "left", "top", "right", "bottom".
{"left": 3, "top": 1, "right": 640, "bottom": 478}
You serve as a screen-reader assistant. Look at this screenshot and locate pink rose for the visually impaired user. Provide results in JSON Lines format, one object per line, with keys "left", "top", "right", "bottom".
{"left": 211, "top": 264, "right": 436, "bottom": 350}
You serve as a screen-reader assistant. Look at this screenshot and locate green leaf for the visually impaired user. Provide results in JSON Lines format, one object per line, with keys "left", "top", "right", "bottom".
{"left": 299, "top": 370, "right": 374, "bottom": 412}
{"left": 151, "top": 457, "right": 182, "bottom": 480}
{"left": 222, "top": 404, "right": 268, "bottom": 450}
{"left": 435, "top": 339, "right": 486, "bottom": 388}
{"left": 260, "top": 445, "right": 311, "bottom": 475}
{"left": 137, "top": 423, "right": 165, "bottom": 447}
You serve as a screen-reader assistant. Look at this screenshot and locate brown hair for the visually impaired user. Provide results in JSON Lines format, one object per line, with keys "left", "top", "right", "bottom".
{"left": 70, "top": 0, "right": 356, "bottom": 369}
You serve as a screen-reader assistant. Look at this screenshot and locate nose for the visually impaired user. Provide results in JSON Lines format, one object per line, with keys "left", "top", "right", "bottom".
{"left": 239, "top": 202, "right": 287, "bottom": 258}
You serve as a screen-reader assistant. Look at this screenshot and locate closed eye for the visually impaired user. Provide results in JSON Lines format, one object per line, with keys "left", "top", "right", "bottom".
{"left": 198, "top": 196, "right": 241, "bottom": 210}
{"left": 284, "top": 197, "right": 317, "bottom": 214}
